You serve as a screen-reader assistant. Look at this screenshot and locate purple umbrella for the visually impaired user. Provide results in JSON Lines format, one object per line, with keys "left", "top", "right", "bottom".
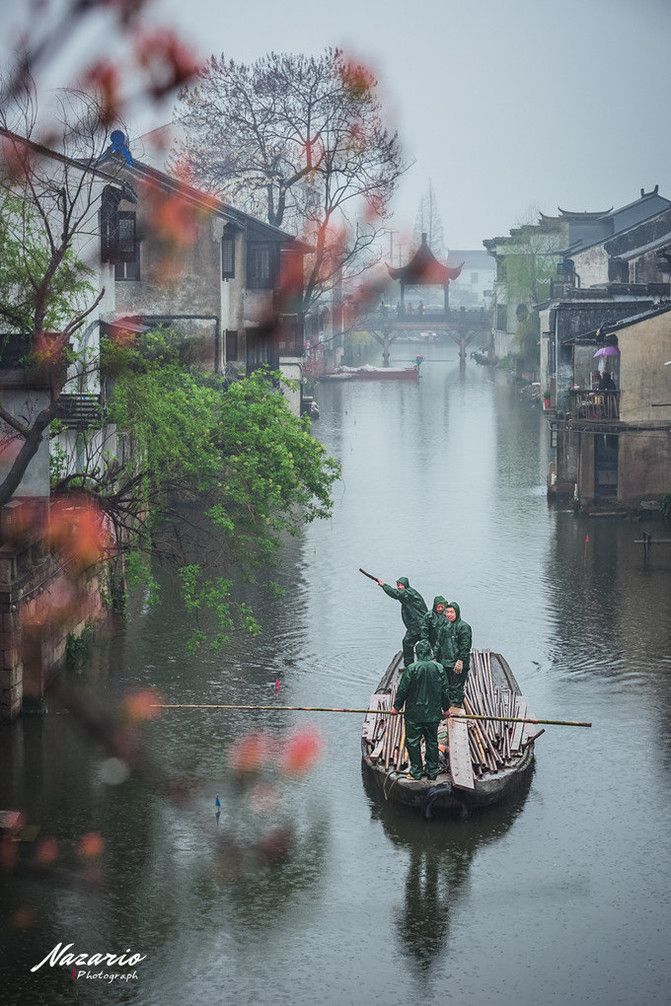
{"left": 593, "top": 346, "right": 620, "bottom": 357}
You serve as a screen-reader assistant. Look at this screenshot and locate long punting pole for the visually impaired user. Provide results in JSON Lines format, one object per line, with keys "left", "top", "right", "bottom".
{"left": 150, "top": 704, "right": 591, "bottom": 727}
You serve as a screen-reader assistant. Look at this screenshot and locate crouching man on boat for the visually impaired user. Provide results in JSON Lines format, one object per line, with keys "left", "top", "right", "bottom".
{"left": 391, "top": 640, "right": 449, "bottom": 781}
{"left": 377, "top": 576, "right": 428, "bottom": 667}
{"left": 435, "top": 602, "right": 472, "bottom": 713}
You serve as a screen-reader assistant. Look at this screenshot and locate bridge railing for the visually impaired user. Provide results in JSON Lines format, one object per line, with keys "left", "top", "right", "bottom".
{"left": 365, "top": 307, "right": 492, "bottom": 325}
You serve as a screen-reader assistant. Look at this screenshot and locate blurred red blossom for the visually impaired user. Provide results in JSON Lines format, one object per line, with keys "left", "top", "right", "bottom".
{"left": 9, "top": 907, "right": 36, "bottom": 929}
{"left": 338, "top": 57, "right": 375, "bottom": 100}
{"left": 227, "top": 731, "right": 273, "bottom": 775}
{"left": 122, "top": 688, "right": 163, "bottom": 722}
{"left": 34, "top": 331, "right": 69, "bottom": 371}
{"left": 0, "top": 135, "right": 33, "bottom": 183}
{"left": 278, "top": 726, "right": 323, "bottom": 775}
{"left": 134, "top": 29, "right": 201, "bottom": 99}
{"left": 81, "top": 61, "right": 123, "bottom": 125}
{"left": 35, "top": 837, "right": 59, "bottom": 865}
{"left": 78, "top": 831, "right": 105, "bottom": 858}
{"left": 45, "top": 498, "right": 111, "bottom": 569}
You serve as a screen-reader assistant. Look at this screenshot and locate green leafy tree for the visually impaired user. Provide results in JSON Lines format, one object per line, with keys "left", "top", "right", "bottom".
{"left": 65, "top": 334, "right": 341, "bottom": 647}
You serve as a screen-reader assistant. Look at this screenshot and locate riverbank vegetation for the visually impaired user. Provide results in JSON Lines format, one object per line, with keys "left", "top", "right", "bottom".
{"left": 59, "top": 329, "right": 342, "bottom": 648}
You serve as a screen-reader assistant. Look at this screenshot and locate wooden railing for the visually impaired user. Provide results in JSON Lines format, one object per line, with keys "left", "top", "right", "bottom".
{"left": 569, "top": 389, "right": 620, "bottom": 420}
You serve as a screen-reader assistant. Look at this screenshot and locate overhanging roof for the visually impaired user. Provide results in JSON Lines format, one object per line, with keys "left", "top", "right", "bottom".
{"left": 387, "top": 233, "right": 462, "bottom": 285}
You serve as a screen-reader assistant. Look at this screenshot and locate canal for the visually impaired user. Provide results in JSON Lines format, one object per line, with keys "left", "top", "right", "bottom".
{"left": 2, "top": 342, "right": 671, "bottom": 1004}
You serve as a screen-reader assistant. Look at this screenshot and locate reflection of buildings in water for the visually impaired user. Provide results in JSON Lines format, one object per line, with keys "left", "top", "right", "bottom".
{"left": 362, "top": 768, "right": 532, "bottom": 979}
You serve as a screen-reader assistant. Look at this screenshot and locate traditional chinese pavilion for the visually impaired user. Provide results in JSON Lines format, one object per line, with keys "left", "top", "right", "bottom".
{"left": 387, "top": 233, "right": 463, "bottom": 312}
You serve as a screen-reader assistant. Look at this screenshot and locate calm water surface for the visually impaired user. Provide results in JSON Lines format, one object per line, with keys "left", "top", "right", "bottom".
{"left": 2, "top": 344, "right": 671, "bottom": 1005}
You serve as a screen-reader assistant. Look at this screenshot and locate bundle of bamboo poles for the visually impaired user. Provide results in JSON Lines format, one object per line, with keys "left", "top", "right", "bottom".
{"left": 464, "top": 650, "right": 531, "bottom": 778}
{"left": 362, "top": 685, "right": 411, "bottom": 773}
{"left": 362, "top": 649, "right": 533, "bottom": 779}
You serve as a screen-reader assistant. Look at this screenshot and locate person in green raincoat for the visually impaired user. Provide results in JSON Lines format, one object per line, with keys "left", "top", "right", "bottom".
{"left": 420, "top": 595, "right": 448, "bottom": 651}
{"left": 435, "top": 601, "right": 472, "bottom": 710}
{"left": 391, "top": 639, "right": 449, "bottom": 780}
{"left": 377, "top": 576, "right": 428, "bottom": 667}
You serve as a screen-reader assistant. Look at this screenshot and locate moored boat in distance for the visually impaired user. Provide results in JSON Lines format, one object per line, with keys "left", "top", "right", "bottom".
{"left": 361, "top": 649, "right": 538, "bottom": 819}
{"left": 320, "top": 364, "right": 419, "bottom": 382}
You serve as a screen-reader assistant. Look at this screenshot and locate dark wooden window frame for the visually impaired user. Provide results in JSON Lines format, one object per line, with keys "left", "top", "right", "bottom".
{"left": 222, "top": 234, "right": 235, "bottom": 279}
{"left": 247, "top": 241, "right": 277, "bottom": 290}
{"left": 113, "top": 212, "right": 139, "bottom": 280}
{"left": 225, "top": 329, "right": 238, "bottom": 360}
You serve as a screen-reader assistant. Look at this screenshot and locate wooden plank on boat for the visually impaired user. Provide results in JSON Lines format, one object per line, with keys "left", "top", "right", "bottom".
{"left": 447, "top": 716, "right": 475, "bottom": 790}
{"left": 362, "top": 693, "right": 385, "bottom": 739}
{"left": 522, "top": 708, "right": 539, "bottom": 744}
{"left": 511, "top": 697, "right": 529, "bottom": 751}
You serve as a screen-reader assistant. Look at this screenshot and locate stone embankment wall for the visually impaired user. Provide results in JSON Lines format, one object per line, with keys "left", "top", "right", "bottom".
{"left": 0, "top": 529, "right": 107, "bottom": 721}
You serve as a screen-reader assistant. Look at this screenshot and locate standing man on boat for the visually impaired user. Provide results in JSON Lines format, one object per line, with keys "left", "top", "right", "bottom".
{"left": 376, "top": 576, "right": 428, "bottom": 667}
{"left": 391, "top": 640, "right": 449, "bottom": 780}
{"left": 436, "top": 601, "right": 472, "bottom": 712}
{"left": 420, "top": 596, "right": 448, "bottom": 652}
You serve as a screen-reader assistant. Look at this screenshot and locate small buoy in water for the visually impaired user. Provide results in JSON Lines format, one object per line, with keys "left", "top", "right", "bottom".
{"left": 276, "top": 679, "right": 280, "bottom": 694}
{"left": 215, "top": 795, "right": 221, "bottom": 809}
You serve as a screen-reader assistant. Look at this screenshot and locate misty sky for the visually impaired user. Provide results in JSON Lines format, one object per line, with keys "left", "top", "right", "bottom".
{"left": 144, "top": 0, "right": 671, "bottom": 250}
{"left": 3, "top": 0, "right": 671, "bottom": 250}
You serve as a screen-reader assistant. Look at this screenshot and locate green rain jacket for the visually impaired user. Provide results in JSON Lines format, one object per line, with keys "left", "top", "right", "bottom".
{"left": 381, "top": 577, "right": 428, "bottom": 634}
{"left": 420, "top": 595, "right": 448, "bottom": 649}
{"left": 394, "top": 640, "right": 449, "bottom": 721}
{"left": 435, "top": 601, "right": 472, "bottom": 670}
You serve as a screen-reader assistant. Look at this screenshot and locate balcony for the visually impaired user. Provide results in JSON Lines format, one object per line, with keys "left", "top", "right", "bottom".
{"left": 569, "top": 389, "right": 620, "bottom": 421}
{"left": 57, "top": 394, "right": 102, "bottom": 430}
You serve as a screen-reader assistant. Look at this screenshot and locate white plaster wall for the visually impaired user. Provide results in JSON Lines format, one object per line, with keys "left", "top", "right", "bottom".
{"left": 0, "top": 390, "right": 50, "bottom": 496}
{"left": 573, "top": 245, "right": 609, "bottom": 288}
{"left": 279, "top": 359, "right": 302, "bottom": 417}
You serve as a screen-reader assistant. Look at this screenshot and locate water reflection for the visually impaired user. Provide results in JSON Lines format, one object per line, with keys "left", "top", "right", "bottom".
{"left": 3, "top": 343, "right": 671, "bottom": 1004}
{"left": 362, "top": 768, "right": 532, "bottom": 980}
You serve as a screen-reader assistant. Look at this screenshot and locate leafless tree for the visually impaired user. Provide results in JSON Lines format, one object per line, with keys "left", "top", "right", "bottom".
{"left": 413, "top": 180, "right": 447, "bottom": 258}
{"left": 173, "top": 48, "right": 407, "bottom": 310}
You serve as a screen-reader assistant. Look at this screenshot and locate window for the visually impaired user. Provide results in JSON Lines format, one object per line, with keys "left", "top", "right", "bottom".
{"left": 247, "top": 241, "right": 276, "bottom": 289}
{"left": 115, "top": 258, "right": 139, "bottom": 281}
{"left": 101, "top": 187, "right": 137, "bottom": 266}
{"left": 495, "top": 304, "right": 508, "bottom": 331}
{"left": 225, "top": 329, "right": 238, "bottom": 360}
{"left": 222, "top": 235, "right": 235, "bottom": 279}
{"left": 113, "top": 213, "right": 139, "bottom": 280}
{"left": 608, "top": 258, "right": 629, "bottom": 283}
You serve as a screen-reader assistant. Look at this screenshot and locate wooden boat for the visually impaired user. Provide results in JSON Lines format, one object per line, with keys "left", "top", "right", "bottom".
{"left": 361, "top": 649, "right": 538, "bottom": 819}
{"left": 321, "top": 364, "right": 419, "bottom": 382}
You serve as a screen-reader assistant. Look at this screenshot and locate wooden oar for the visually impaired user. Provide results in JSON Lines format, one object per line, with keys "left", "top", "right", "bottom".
{"left": 359, "top": 568, "right": 380, "bottom": 582}
{"left": 150, "top": 703, "right": 591, "bottom": 726}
